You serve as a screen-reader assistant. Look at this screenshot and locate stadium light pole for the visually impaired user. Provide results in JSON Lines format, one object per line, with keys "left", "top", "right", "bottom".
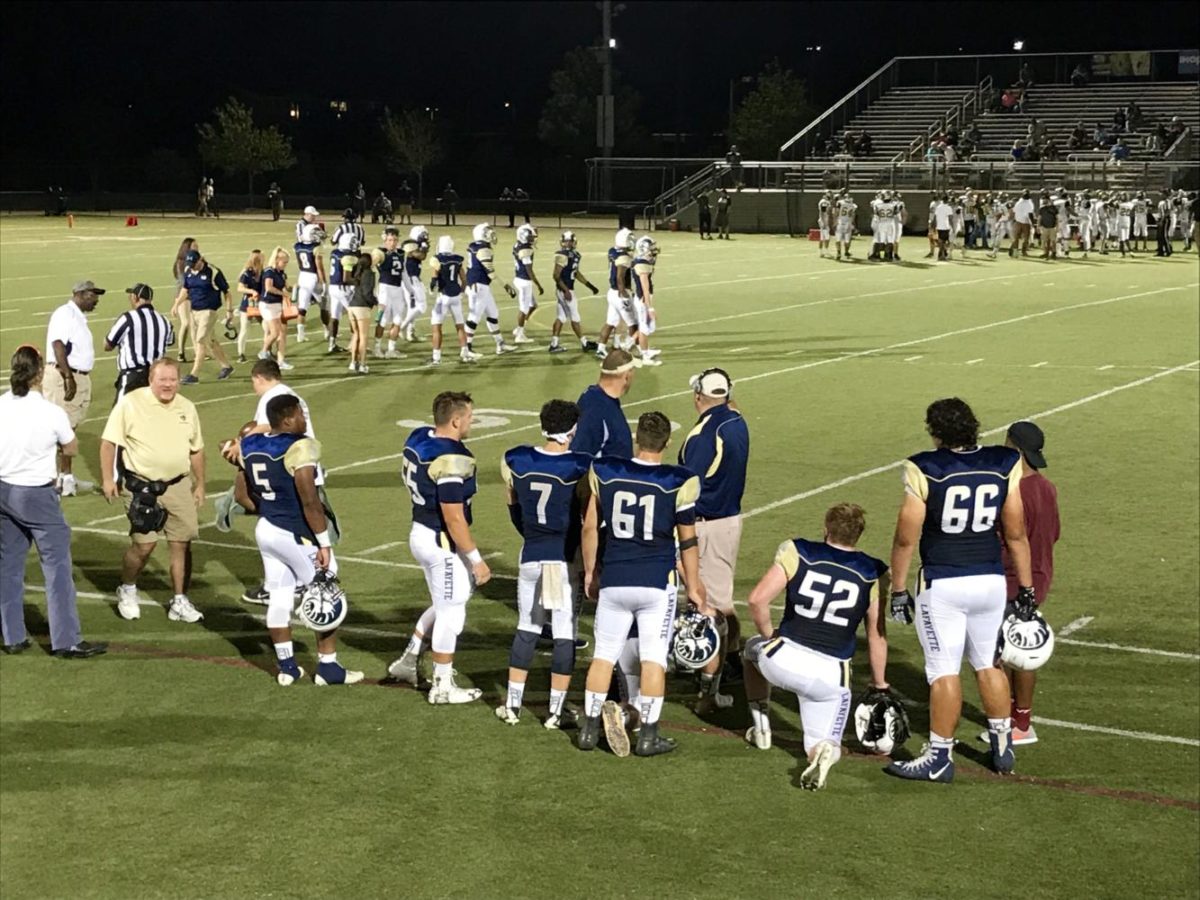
{"left": 597, "top": 1, "right": 623, "bottom": 202}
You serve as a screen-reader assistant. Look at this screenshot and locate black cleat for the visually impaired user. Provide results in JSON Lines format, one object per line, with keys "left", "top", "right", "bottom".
{"left": 578, "top": 715, "right": 601, "bottom": 751}
{"left": 633, "top": 722, "right": 677, "bottom": 757}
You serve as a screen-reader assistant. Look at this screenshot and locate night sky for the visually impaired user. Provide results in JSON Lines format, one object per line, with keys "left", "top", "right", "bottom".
{"left": 2, "top": 1, "right": 1196, "bottom": 195}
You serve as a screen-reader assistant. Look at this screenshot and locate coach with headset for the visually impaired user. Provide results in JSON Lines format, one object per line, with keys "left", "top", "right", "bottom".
{"left": 678, "top": 368, "right": 750, "bottom": 706}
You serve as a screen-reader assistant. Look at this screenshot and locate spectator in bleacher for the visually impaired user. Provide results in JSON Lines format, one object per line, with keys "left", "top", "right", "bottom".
{"left": 1112, "top": 108, "right": 1127, "bottom": 134}
{"left": 1068, "top": 122, "right": 1088, "bottom": 151}
{"left": 1040, "top": 137, "right": 1061, "bottom": 161}
{"left": 965, "top": 122, "right": 982, "bottom": 148}
{"left": 1143, "top": 130, "right": 1163, "bottom": 156}
{"left": 1010, "top": 139, "right": 1025, "bottom": 163}
{"left": 1027, "top": 118, "right": 1045, "bottom": 145}
{"left": 812, "top": 134, "right": 828, "bottom": 157}
{"left": 1070, "top": 62, "right": 1089, "bottom": 87}
{"left": 1093, "top": 122, "right": 1113, "bottom": 149}
{"left": 1126, "top": 101, "right": 1146, "bottom": 131}
{"left": 925, "top": 142, "right": 943, "bottom": 162}
{"left": 1152, "top": 122, "right": 1169, "bottom": 151}
{"left": 842, "top": 131, "right": 858, "bottom": 157}
{"left": 725, "top": 145, "right": 743, "bottom": 189}
{"left": 942, "top": 142, "right": 957, "bottom": 165}
{"left": 1001, "top": 89, "right": 1018, "bottom": 112}
{"left": 858, "top": 131, "right": 873, "bottom": 156}
{"left": 1019, "top": 62, "right": 1034, "bottom": 86}
{"left": 1168, "top": 116, "right": 1186, "bottom": 143}
{"left": 1109, "top": 138, "right": 1130, "bottom": 163}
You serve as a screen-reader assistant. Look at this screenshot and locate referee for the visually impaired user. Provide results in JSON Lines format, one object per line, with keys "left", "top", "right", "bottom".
{"left": 105, "top": 283, "right": 174, "bottom": 403}
{"left": 678, "top": 367, "right": 750, "bottom": 709}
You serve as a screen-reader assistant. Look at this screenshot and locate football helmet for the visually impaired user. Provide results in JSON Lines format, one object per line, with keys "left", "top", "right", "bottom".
{"left": 409, "top": 225, "right": 429, "bottom": 244}
{"left": 614, "top": 227, "right": 635, "bottom": 250}
{"left": 634, "top": 235, "right": 658, "bottom": 259}
{"left": 297, "top": 570, "right": 349, "bottom": 632}
{"left": 472, "top": 222, "right": 492, "bottom": 243}
{"left": 517, "top": 223, "right": 537, "bottom": 245}
{"left": 437, "top": 235, "right": 455, "bottom": 254}
{"left": 854, "top": 688, "right": 910, "bottom": 755}
{"left": 560, "top": 230, "right": 577, "bottom": 249}
{"left": 997, "top": 611, "right": 1055, "bottom": 671}
{"left": 671, "top": 606, "right": 720, "bottom": 671}
{"left": 300, "top": 223, "right": 325, "bottom": 245}
{"left": 336, "top": 232, "right": 360, "bottom": 253}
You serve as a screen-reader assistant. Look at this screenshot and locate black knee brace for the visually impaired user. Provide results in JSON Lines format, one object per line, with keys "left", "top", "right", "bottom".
{"left": 466, "top": 318, "right": 478, "bottom": 331}
{"left": 551, "top": 638, "right": 576, "bottom": 676}
{"left": 509, "top": 629, "right": 539, "bottom": 670}
{"left": 486, "top": 317, "right": 499, "bottom": 327}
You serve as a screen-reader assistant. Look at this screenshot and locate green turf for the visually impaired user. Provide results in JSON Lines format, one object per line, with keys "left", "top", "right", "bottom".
{"left": 1, "top": 215, "right": 1198, "bottom": 899}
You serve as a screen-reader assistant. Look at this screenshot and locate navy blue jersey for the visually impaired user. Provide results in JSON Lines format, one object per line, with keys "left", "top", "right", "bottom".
{"left": 329, "top": 249, "right": 357, "bottom": 286}
{"left": 589, "top": 457, "right": 700, "bottom": 589}
{"left": 554, "top": 248, "right": 581, "bottom": 290}
{"left": 775, "top": 538, "right": 887, "bottom": 659}
{"left": 259, "top": 267, "right": 286, "bottom": 305}
{"left": 293, "top": 242, "right": 318, "bottom": 275}
{"left": 903, "top": 445, "right": 1022, "bottom": 580}
{"left": 608, "top": 247, "right": 631, "bottom": 291}
{"left": 379, "top": 248, "right": 406, "bottom": 286}
{"left": 183, "top": 264, "right": 229, "bottom": 311}
{"left": 678, "top": 404, "right": 749, "bottom": 519}
{"left": 467, "top": 241, "right": 494, "bottom": 286}
{"left": 501, "top": 446, "right": 592, "bottom": 564}
{"left": 573, "top": 384, "right": 633, "bottom": 459}
{"left": 433, "top": 252, "right": 464, "bottom": 297}
{"left": 237, "top": 268, "right": 262, "bottom": 312}
{"left": 513, "top": 242, "right": 535, "bottom": 280}
{"left": 631, "top": 257, "right": 655, "bottom": 300}
{"left": 402, "top": 427, "right": 477, "bottom": 549}
{"left": 402, "top": 239, "right": 425, "bottom": 279}
{"left": 241, "top": 432, "right": 322, "bottom": 543}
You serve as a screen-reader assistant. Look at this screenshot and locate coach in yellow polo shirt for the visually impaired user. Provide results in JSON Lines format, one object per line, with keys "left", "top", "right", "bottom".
{"left": 100, "top": 357, "right": 207, "bottom": 625}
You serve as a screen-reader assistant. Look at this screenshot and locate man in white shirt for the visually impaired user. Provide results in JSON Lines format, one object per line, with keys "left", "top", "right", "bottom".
{"left": 933, "top": 195, "right": 954, "bottom": 261}
{"left": 44, "top": 280, "right": 104, "bottom": 496}
{"left": 0, "top": 345, "right": 106, "bottom": 657}
{"left": 1011, "top": 191, "right": 1036, "bottom": 257}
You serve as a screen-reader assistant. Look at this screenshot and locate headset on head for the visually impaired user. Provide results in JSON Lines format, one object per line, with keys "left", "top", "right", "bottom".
{"left": 690, "top": 366, "right": 733, "bottom": 399}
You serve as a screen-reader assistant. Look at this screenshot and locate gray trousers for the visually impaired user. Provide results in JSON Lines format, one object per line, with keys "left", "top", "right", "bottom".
{"left": 0, "top": 480, "right": 82, "bottom": 650}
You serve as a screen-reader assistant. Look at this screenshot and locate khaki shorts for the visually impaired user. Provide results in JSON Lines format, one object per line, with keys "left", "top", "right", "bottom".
{"left": 124, "top": 478, "right": 200, "bottom": 544}
{"left": 348, "top": 307, "right": 373, "bottom": 323}
{"left": 191, "top": 309, "right": 219, "bottom": 349}
{"left": 42, "top": 367, "right": 91, "bottom": 428}
{"left": 696, "top": 514, "right": 743, "bottom": 615}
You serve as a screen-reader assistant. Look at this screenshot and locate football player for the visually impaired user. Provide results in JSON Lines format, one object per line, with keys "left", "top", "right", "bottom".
{"left": 465, "top": 223, "right": 515, "bottom": 356}
{"left": 1132, "top": 191, "right": 1150, "bottom": 252}
{"left": 834, "top": 191, "right": 857, "bottom": 261}
{"left": 577, "top": 411, "right": 710, "bottom": 757}
{"left": 816, "top": 192, "right": 833, "bottom": 257}
{"left": 1053, "top": 189, "right": 1072, "bottom": 258}
{"left": 510, "top": 223, "right": 544, "bottom": 344}
{"left": 326, "top": 233, "right": 358, "bottom": 354}
{"left": 496, "top": 400, "right": 593, "bottom": 727}
{"left": 630, "top": 236, "right": 661, "bottom": 365}
{"left": 373, "top": 228, "right": 408, "bottom": 359}
{"left": 867, "top": 191, "right": 882, "bottom": 260}
{"left": 388, "top": 392, "right": 492, "bottom": 704}
{"left": 595, "top": 228, "right": 636, "bottom": 358}
{"left": 885, "top": 398, "right": 1035, "bottom": 783}
{"left": 892, "top": 192, "right": 906, "bottom": 261}
{"left": 292, "top": 223, "right": 327, "bottom": 344}
{"left": 742, "top": 503, "right": 890, "bottom": 790}
{"left": 398, "top": 226, "right": 431, "bottom": 343}
{"left": 427, "top": 236, "right": 479, "bottom": 366}
{"left": 294, "top": 205, "right": 320, "bottom": 243}
{"left": 549, "top": 231, "right": 600, "bottom": 354}
{"left": 234, "top": 394, "right": 363, "bottom": 687}
{"left": 1116, "top": 192, "right": 1135, "bottom": 257}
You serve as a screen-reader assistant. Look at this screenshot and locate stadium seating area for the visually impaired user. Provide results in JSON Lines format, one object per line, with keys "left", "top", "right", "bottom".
{"left": 815, "top": 85, "right": 980, "bottom": 161}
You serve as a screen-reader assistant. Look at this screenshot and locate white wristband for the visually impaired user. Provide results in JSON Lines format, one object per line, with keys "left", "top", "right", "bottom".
{"left": 315, "top": 530, "right": 332, "bottom": 548}
{"left": 466, "top": 549, "right": 483, "bottom": 564}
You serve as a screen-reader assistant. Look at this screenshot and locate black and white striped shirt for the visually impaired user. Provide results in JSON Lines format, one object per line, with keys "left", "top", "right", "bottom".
{"left": 105, "top": 304, "right": 174, "bottom": 372}
{"left": 331, "top": 221, "right": 366, "bottom": 248}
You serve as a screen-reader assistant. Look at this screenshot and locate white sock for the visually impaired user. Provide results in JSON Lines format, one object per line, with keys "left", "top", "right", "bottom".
{"left": 297, "top": 323, "right": 306, "bottom": 338}
{"left": 374, "top": 338, "right": 382, "bottom": 353}
{"left": 988, "top": 717, "right": 1012, "bottom": 734}
{"left": 640, "top": 694, "right": 664, "bottom": 725}
{"left": 506, "top": 681, "right": 526, "bottom": 710}
{"left": 584, "top": 690, "right": 605, "bottom": 717}
{"left": 173, "top": 593, "right": 187, "bottom": 604}
{"left": 404, "top": 634, "right": 422, "bottom": 657}
{"left": 549, "top": 689, "right": 567, "bottom": 716}
{"left": 432, "top": 348, "right": 442, "bottom": 362}
{"left": 274, "top": 641, "right": 294, "bottom": 661}
{"left": 387, "top": 339, "right": 396, "bottom": 352}
{"left": 550, "top": 336, "right": 560, "bottom": 348}
{"left": 750, "top": 700, "right": 770, "bottom": 732}
{"left": 318, "top": 652, "right": 337, "bottom": 665}
{"left": 433, "top": 661, "right": 452, "bottom": 681}
{"left": 930, "top": 731, "right": 955, "bottom": 755}
{"left": 121, "top": 583, "right": 136, "bottom": 594}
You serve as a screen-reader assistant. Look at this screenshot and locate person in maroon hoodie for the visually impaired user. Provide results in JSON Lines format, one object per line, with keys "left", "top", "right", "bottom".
{"left": 999, "top": 421, "right": 1060, "bottom": 745}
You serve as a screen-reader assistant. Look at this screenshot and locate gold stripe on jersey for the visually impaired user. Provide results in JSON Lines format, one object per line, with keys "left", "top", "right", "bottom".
{"left": 612, "top": 252, "right": 632, "bottom": 268}
{"left": 901, "top": 460, "right": 928, "bottom": 501}
{"left": 774, "top": 540, "right": 801, "bottom": 579}
{"left": 633, "top": 261, "right": 654, "bottom": 276}
{"left": 429, "top": 453, "right": 475, "bottom": 482}
{"left": 553, "top": 251, "right": 569, "bottom": 269}
{"left": 284, "top": 437, "right": 322, "bottom": 475}
{"left": 677, "top": 475, "right": 700, "bottom": 511}
{"left": 499, "top": 456, "right": 513, "bottom": 489}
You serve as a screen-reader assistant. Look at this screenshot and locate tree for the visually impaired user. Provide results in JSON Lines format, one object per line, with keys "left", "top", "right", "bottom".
{"left": 538, "top": 47, "right": 644, "bottom": 159}
{"left": 196, "top": 97, "right": 295, "bottom": 205}
{"left": 731, "top": 61, "right": 819, "bottom": 159}
{"left": 380, "top": 107, "right": 442, "bottom": 209}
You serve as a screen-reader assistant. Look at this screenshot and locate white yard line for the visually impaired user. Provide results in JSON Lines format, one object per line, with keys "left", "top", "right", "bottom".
{"left": 1031, "top": 361, "right": 1048, "bottom": 368}
{"left": 904, "top": 355, "right": 923, "bottom": 362}
{"left": 1058, "top": 638, "right": 1200, "bottom": 661}
{"left": 965, "top": 358, "right": 984, "bottom": 365}
{"left": 1056, "top": 616, "right": 1095, "bottom": 638}
{"left": 1029, "top": 716, "right": 1199, "bottom": 748}
{"left": 742, "top": 360, "right": 1199, "bottom": 520}
{"left": 356, "top": 540, "right": 407, "bottom": 557}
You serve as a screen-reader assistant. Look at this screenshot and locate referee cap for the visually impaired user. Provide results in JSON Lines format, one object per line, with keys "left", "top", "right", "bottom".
{"left": 125, "top": 283, "right": 154, "bottom": 302}
{"left": 690, "top": 368, "right": 732, "bottom": 399}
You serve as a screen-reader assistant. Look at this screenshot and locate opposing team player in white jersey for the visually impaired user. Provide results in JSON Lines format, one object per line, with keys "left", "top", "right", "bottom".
{"left": 834, "top": 191, "right": 857, "bottom": 260}
{"left": 816, "top": 192, "right": 833, "bottom": 257}
{"left": 464, "top": 223, "right": 515, "bottom": 356}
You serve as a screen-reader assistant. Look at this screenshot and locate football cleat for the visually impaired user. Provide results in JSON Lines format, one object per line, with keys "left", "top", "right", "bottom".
{"left": 544, "top": 707, "right": 578, "bottom": 731}
{"left": 460, "top": 349, "right": 483, "bottom": 362}
{"left": 384, "top": 349, "right": 406, "bottom": 359}
{"left": 496, "top": 342, "right": 516, "bottom": 354}
{"left": 633, "top": 722, "right": 677, "bottom": 757}
{"left": 884, "top": 745, "right": 954, "bottom": 783}
{"left": 745, "top": 725, "right": 772, "bottom": 750}
{"left": 241, "top": 585, "right": 270, "bottom": 606}
{"left": 594, "top": 345, "right": 608, "bottom": 359}
{"left": 116, "top": 585, "right": 141, "bottom": 621}
{"left": 799, "top": 741, "right": 837, "bottom": 791}
{"left": 990, "top": 728, "right": 1016, "bottom": 774}
{"left": 978, "top": 725, "right": 1038, "bottom": 746}
{"left": 601, "top": 700, "right": 631, "bottom": 758}
{"left": 427, "top": 671, "right": 481, "bottom": 705}
{"left": 548, "top": 344, "right": 568, "bottom": 354}
{"left": 494, "top": 705, "right": 521, "bottom": 725}
{"left": 385, "top": 652, "right": 422, "bottom": 687}
{"left": 578, "top": 715, "right": 601, "bottom": 751}
{"left": 277, "top": 663, "right": 305, "bottom": 687}
{"left": 314, "top": 662, "right": 364, "bottom": 686}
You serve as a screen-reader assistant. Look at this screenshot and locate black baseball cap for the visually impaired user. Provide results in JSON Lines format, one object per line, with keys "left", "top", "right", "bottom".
{"left": 126, "top": 283, "right": 154, "bottom": 302}
{"left": 1007, "top": 421, "right": 1047, "bottom": 469}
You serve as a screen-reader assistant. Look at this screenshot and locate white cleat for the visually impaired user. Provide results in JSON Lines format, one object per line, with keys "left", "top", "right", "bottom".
{"left": 799, "top": 740, "right": 837, "bottom": 791}
{"left": 496, "top": 342, "right": 516, "bottom": 354}
{"left": 384, "top": 349, "right": 406, "bottom": 359}
{"left": 543, "top": 707, "right": 579, "bottom": 730}
{"left": 277, "top": 361, "right": 294, "bottom": 371}
{"left": 386, "top": 653, "right": 421, "bottom": 686}
{"left": 348, "top": 361, "right": 359, "bottom": 372}
{"left": 428, "top": 672, "right": 482, "bottom": 705}
{"left": 116, "top": 586, "right": 141, "bottom": 621}
{"left": 460, "top": 350, "right": 483, "bottom": 362}
{"left": 512, "top": 331, "right": 535, "bottom": 345}
{"left": 277, "top": 666, "right": 306, "bottom": 686}
{"left": 167, "top": 595, "right": 204, "bottom": 623}
{"left": 494, "top": 705, "right": 521, "bottom": 725}
{"left": 639, "top": 357, "right": 663, "bottom": 367}
{"left": 745, "top": 725, "right": 772, "bottom": 750}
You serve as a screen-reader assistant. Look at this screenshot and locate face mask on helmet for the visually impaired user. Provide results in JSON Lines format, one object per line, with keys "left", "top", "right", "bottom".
{"left": 997, "top": 612, "right": 1055, "bottom": 671}
{"left": 671, "top": 607, "right": 721, "bottom": 670}
{"left": 854, "top": 689, "right": 911, "bottom": 755}
{"left": 297, "top": 571, "right": 349, "bottom": 632}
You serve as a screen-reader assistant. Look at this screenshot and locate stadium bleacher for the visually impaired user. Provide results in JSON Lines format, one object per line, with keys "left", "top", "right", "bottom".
{"left": 818, "top": 85, "right": 981, "bottom": 162}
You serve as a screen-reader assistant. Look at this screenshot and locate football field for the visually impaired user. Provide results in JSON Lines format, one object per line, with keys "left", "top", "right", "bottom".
{"left": 1, "top": 214, "right": 1198, "bottom": 900}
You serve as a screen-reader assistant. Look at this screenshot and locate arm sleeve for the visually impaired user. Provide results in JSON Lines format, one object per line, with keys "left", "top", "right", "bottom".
{"left": 675, "top": 476, "right": 700, "bottom": 526}
{"left": 773, "top": 540, "right": 800, "bottom": 580}
{"left": 901, "top": 461, "right": 928, "bottom": 501}
{"left": 214, "top": 268, "right": 230, "bottom": 294}
{"left": 284, "top": 438, "right": 322, "bottom": 474}
{"left": 105, "top": 315, "right": 127, "bottom": 347}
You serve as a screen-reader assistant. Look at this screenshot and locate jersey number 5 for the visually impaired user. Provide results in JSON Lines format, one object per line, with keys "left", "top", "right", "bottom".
{"left": 795, "top": 571, "right": 860, "bottom": 627}
{"left": 611, "top": 490, "right": 654, "bottom": 541}
{"left": 249, "top": 462, "right": 276, "bottom": 501}
{"left": 401, "top": 459, "right": 424, "bottom": 506}
{"left": 941, "top": 484, "right": 1001, "bottom": 534}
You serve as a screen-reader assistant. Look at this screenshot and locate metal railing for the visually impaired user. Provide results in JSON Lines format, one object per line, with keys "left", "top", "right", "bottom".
{"left": 1164, "top": 126, "right": 1194, "bottom": 160}
{"left": 902, "top": 76, "right": 994, "bottom": 162}
{"left": 778, "top": 58, "right": 900, "bottom": 161}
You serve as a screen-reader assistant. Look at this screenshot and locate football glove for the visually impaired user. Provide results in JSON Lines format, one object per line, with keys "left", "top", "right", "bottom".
{"left": 504, "top": 283, "right": 517, "bottom": 298}
{"left": 589, "top": 284, "right": 599, "bottom": 295}
{"left": 890, "top": 590, "right": 914, "bottom": 625}
{"left": 1008, "top": 586, "right": 1038, "bottom": 621}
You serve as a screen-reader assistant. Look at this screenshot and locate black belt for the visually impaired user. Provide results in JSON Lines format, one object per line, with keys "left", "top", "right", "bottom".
{"left": 120, "top": 365, "right": 150, "bottom": 375}
{"left": 63, "top": 367, "right": 90, "bottom": 375}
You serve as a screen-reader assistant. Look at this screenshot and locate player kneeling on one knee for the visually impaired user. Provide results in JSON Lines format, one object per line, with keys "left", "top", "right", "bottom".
{"left": 496, "top": 399, "right": 593, "bottom": 728}
{"left": 577, "top": 412, "right": 711, "bottom": 758}
{"left": 234, "top": 394, "right": 362, "bottom": 686}
{"left": 742, "top": 503, "right": 890, "bottom": 791}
